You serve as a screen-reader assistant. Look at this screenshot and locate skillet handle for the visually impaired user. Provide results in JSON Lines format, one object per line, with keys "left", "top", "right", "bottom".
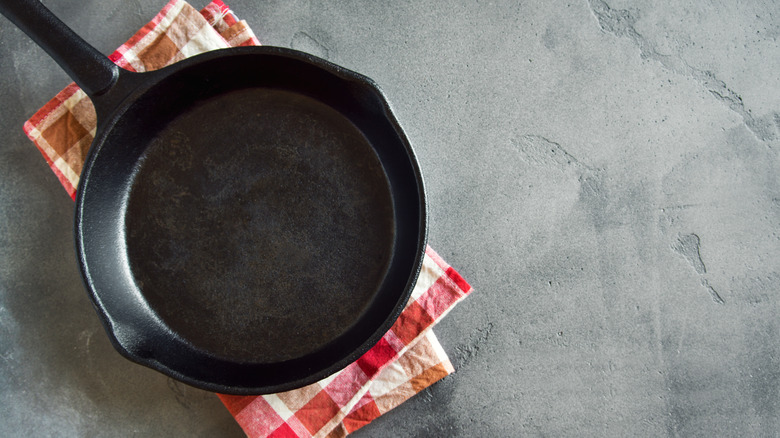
{"left": 0, "top": 0, "right": 119, "bottom": 97}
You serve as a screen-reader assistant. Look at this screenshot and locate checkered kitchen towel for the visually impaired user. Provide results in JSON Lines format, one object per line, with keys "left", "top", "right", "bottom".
{"left": 23, "top": 1, "right": 473, "bottom": 437}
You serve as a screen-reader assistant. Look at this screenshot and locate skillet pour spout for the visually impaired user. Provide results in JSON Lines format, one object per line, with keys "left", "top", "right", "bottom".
{"left": 0, "top": 0, "right": 426, "bottom": 394}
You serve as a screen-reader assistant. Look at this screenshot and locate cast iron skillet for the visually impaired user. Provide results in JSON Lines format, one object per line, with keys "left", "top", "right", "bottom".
{"left": 1, "top": 0, "right": 426, "bottom": 394}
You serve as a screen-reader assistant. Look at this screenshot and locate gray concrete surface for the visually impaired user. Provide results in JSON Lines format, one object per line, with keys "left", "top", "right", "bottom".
{"left": 2, "top": 0, "right": 779, "bottom": 436}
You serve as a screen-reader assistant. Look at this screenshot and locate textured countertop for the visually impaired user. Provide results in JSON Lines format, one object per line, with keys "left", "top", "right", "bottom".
{"left": 2, "top": 1, "right": 779, "bottom": 436}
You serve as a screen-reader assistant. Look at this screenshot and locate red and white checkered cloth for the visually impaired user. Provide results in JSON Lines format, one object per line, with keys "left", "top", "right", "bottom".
{"left": 23, "top": 1, "right": 473, "bottom": 437}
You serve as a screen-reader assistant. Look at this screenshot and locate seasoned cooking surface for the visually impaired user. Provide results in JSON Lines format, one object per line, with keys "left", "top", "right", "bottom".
{"left": 124, "top": 89, "right": 395, "bottom": 363}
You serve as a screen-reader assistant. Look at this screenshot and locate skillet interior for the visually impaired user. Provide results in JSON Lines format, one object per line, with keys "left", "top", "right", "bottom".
{"left": 126, "top": 87, "right": 395, "bottom": 363}
{"left": 76, "top": 48, "right": 425, "bottom": 393}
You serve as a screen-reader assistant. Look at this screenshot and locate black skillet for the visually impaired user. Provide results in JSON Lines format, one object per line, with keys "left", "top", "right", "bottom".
{"left": 1, "top": 0, "right": 426, "bottom": 394}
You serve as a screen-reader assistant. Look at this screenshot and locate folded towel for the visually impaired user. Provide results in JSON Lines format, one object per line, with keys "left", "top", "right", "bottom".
{"left": 22, "top": 1, "right": 473, "bottom": 436}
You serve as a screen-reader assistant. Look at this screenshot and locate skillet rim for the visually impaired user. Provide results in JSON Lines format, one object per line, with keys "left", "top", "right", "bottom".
{"left": 74, "top": 45, "right": 428, "bottom": 395}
